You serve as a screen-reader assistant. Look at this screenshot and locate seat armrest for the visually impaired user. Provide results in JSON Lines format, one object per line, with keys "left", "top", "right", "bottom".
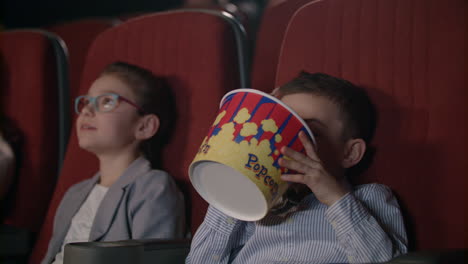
{"left": 0, "top": 225, "right": 33, "bottom": 256}
{"left": 386, "top": 249, "right": 467, "bottom": 264}
{"left": 64, "top": 239, "right": 190, "bottom": 264}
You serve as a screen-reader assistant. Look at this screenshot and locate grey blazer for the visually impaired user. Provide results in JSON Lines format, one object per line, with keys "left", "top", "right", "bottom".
{"left": 41, "top": 157, "right": 186, "bottom": 264}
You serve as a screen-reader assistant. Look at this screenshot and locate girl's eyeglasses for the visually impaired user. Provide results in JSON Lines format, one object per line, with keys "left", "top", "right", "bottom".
{"left": 74, "top": 93, "right": 145, "bottom": 115}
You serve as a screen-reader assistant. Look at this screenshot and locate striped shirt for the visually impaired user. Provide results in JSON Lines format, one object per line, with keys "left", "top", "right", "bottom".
{"left": 186, "top": 184, "right": 407, "bottom": 264}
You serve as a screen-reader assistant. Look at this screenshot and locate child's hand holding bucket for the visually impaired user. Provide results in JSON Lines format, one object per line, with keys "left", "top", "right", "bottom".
{"left": 279, "top": 131, "right": 350, "bottom": 207}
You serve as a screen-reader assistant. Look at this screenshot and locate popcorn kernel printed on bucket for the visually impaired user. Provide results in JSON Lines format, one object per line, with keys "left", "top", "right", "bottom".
{"left": 193, "top": 107, "right": 289, "bottom": 201}
{"left": 261, "top": 119, "right": 278, "bottom": 133}
{"left": 234, "top": 108, "right": 250, "bottom": 124}
{"left": 275, "top": 134, "right": 282, "bottom": 143}
{"left": 214, "top": 110, "right": 226, "bottom": 126}
{"left": 240, "top": 123, "right": 258, "bottom": 137}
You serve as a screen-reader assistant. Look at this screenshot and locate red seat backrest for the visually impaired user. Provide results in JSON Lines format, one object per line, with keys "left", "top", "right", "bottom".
{"left": 276, "top": 0, "right": 467, "bottom": 250}
{"left": 47, "top": 18, "right": 119, "bottom": 102}
{"left": 30, "top": 10, "right": 245, "bottom": 263}
{"left": 251, "top": 0, "right": 315, "bottom": 92}
{"left": 0, "top": 31, "right": 61, "bottom": 232}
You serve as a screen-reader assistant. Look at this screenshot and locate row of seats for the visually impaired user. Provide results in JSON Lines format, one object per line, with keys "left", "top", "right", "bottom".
{"left": 1, "top": 30, "right": 65, "bottom": 232}
{"left": 1, "top": 8, "right": 249, "bottom": 264}
{"left": 1, "top": 0, "right": 466, "bottom": 263}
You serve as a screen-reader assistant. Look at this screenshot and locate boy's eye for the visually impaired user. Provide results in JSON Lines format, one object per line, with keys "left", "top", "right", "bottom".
{"left": 309, "top": 128, "right": 323, "bottom": 140}
{"left": 305, "top": 125, "right": 320, "bottom": 138}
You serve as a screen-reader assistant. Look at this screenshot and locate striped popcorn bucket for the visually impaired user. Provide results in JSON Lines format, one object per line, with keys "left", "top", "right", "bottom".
{"left": 189, "top": 89, "right": 315, "bottom": 221}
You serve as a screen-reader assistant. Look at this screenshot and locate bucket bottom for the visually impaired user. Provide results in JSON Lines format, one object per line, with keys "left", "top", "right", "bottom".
{"left": 191, "top": 161, "right": 268, "bottom": 221}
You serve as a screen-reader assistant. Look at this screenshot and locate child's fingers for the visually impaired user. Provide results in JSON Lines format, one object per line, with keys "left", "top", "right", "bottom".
{"left": 278, "top": 157, "right": 309, "bottom": 174}
{"left": 280, "top": 173, "right": 306, "bottom": 184}
{"left": 281, "top": 143, "right": 321, "bottom": 168}
{"left": 280, "top": 146, "right": 311, "bottom": 165}
{"left": 270, "top": 87, "right": 280, "bottom": 97}
{"left": 299, "top": 131, "right": 320, "bottom": 162}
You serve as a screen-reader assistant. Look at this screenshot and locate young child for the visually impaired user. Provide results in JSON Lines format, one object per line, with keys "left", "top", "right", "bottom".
{"left": 0, "top": 117, "right": 20, "bottom": 202}
{"left": 186, "top": 72, "right": 408, "bottom": 263}
{"left": 0, "top": 128, "right": 15, "bottom": 201}
{"left": 42, "top": 62, "right": 186, "bottom": 264}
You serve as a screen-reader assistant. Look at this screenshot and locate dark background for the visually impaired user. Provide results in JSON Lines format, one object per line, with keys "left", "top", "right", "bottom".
{"left": 2, "top": 0, "right": 183, "bottom": 28}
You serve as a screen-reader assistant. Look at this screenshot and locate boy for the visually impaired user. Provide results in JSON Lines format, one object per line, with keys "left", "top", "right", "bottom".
{"left": 186, "top": 72, "right": 407, "bottom": 263}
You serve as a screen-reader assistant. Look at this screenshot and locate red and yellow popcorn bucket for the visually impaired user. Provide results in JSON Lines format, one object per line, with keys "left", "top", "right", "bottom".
{"left": 189, "top": 89, "right": 315, "bottom": 221}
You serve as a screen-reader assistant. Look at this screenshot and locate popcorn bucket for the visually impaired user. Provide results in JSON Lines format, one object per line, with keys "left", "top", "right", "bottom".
{"left": 189, "top": 89, "right": 315, "bottom": 221}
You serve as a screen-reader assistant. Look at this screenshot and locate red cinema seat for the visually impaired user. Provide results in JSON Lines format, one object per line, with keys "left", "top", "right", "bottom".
{"left": 0, "top": 30, "right": 68, "bottom": 259}
{"left": 29, "top": 9, "right": 248, "bottom": 264}
{"left": 251, "top": 0, "right": 315, "bottom": 92}
{"left": 182, "top": 3, "right": 252, "bottom": 37}
{"left": 47, "top": 18, "right": 120, "bottom": 105}
{"left": 276, "top": 0, "right": 467, "bottom": 252}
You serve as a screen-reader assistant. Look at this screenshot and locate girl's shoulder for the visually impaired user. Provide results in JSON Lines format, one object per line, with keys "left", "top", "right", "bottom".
{"left": 136, "top": 169, "right": 173, "bottom": 185}
{"left": 127, "top": 170, "right": 184, "bottom": 209}
{"left": 131, "top": 169, "right": 180, "bottom": 194}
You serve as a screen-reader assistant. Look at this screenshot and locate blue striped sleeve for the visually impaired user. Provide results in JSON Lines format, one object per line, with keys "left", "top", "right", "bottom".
{"left": 325, "top": 184, "right": 408, "bottom": 263}
{"left": 186, "top": 206, "right": 246, "bottom": 264}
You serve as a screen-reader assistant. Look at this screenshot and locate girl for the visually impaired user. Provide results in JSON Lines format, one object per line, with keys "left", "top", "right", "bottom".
{"left": 42, "top": 62, "right": 185, "bottom": 264}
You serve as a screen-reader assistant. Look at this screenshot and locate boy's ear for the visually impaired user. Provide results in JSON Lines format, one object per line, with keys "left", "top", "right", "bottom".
{"left": 342, "top": 138, "right": 366, "bottom": 168}
{"left": 135, "top": 114, "right": 160, "bottom": 140}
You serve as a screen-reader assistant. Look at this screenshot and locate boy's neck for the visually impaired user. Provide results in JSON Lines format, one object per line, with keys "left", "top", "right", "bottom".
{"left": 97, "top": 151, "right": 140, "bottom": 187}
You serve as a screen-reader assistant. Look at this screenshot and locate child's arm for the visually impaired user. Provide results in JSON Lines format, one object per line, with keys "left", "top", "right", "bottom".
{"left": 129, "top": 171, "right": 185, "bottom": 239}
{"left": 186, "top": 206, "right": 247, "bottom": 264}
{"left": 324, "top": 184, "right": 408, "bottom": 263}
{"left": 279, "top": 132, "right": 408, "bottom": 262}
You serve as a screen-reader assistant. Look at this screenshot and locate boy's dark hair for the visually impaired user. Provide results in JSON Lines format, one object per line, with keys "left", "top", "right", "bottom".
{"left": 277, "top": 72, "right": 377, "bottom": 176}
{"left": 277, "top": 72, "right": 376, "bottom": 144}
{"left": 100, "top": 61, "right": 176, "bottom": 169}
